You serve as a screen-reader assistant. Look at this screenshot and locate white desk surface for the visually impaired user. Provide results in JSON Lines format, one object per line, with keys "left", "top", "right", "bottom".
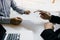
{"left": 2, "top": 9, "right": 60, "bottom": 40}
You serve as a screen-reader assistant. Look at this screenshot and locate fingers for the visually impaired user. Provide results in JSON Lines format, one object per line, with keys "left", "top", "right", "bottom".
{"left": 34, "top": 10, "right": 46, "bottom": 13}
{"left": 45, "top": 22, "right": 53, "bottom": 25}
{"left": 24, "top": 10, "right": 31, "bottom": 15}
{"left": 17, "top": 17, "right": 21, "bottom": 19}
{"left": 16, "top": 17, "right": 21, "bottom": 19}
{"left": 34, "top": 10, "right": 44, "bottom": 13}
{"left": 40, "top": 12, "right": 45, "bottom": 15}
{"left": 34, "top": 10, "right": 48, "bottom": 15}
{"left": 40, "top": 15, "right": 45, "bottom": 19}
{"left": 44, "top": 22, "right": 54, "bottom": 29}
{"left": 34, "top": 10, "right": 40, "bottom": 13}
{"left": 39, "top": 10, "right": 49, "bottom": 15}
{"left": 14, "top": 17, "right": 22, "bottom": 25}
{"left": 12, "top": 17, "right": 22, "bottom": 22}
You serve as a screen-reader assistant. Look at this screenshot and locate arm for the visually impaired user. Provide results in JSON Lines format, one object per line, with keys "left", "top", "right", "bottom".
{"left": 0, "top": 16, "right": 22, "bottom": 25}
{"left": 41, "top": 29, "right": 57, "bottom": 40}
{"left": 35, "top": 10, "right": 60, "bottom": 24}
{"left": 0, "top": 12, "right": 22, "bottom": 25}
{"left": 0, "top": 16, "right": 10, "bottom": 24}
{"left": 41, "top": 22, "right": 58, "bottom": 40}
{"left": 11, "top": 0, "right": 25, "bottom": 14}
{"left": 49, "top": 15, "right": 60, "bottom": 24}
{"left": 0, "top": 11, "right": 10, "bottom": 24}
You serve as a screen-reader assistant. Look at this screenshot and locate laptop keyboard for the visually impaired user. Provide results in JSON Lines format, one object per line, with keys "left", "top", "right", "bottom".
{"left": 6, "top": 33, "right": 20, "bottom": 40}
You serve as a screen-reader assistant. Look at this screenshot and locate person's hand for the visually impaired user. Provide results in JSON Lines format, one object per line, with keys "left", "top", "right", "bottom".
{"left": 10, "top": 17, "right": 22, "bottom": 25}
{"left": 24, "top": 10, "right": 31, "bottom": 15}
{"left": 34, "top": 10, "right": 51, "bottom": 20}
{"left": 44, "top": 22, "right": 54, "bottom": 30}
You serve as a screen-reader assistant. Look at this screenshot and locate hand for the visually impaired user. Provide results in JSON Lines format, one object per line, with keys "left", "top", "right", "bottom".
{"left": 34, "top": 10, "right": 51, "bottom": 20}
{"left": 44, "top": 22, "right": 54, "bottom": 30}
{"left": 10, "top": 17, "right": 22, "bottom": 25}
{"left": 24, "top": 10, "right": 30, "bottom": 15}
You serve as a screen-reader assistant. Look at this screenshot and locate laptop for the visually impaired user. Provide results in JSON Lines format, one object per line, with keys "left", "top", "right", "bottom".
{"left": 0, "top": 24, "right": 20, "bottom": 40}
{"left": 4, "top": 33, "right": 20, "bottom": 40}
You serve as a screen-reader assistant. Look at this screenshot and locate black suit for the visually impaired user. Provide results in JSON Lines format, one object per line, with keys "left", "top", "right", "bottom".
{"left": 0, "top": 24, "right": 6, "bottom": 40}
{"left": 41, "top": 15, "right": 60, "bottom": 40}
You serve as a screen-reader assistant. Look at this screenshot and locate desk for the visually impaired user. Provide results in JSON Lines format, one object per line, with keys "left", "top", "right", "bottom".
{"left": 2, "top": 10, "right": 60, "bottom": 40}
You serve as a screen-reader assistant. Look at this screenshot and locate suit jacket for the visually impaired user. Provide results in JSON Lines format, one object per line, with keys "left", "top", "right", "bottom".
{"left": 0, "top": 24, "right": 6, "bottom": 40}
{"left": 41, "top": 15, "right": 60, "bottom": 40}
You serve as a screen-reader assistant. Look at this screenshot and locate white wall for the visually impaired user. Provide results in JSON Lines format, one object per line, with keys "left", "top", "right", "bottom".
{"left": 3, "top": 0, "right": 60, "bottom": 40}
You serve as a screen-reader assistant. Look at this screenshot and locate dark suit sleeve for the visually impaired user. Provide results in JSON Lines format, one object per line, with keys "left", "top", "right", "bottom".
{"left": 0, "top": 24, "right": 6, "bottom": 39}
{"left": 49, "top": 15, "right": 60, "bottom": 24}
{"left": 41, "top": 29, "right": 57, "bottom": 40}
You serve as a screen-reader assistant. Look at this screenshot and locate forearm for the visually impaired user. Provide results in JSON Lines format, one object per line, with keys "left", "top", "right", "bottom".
{"left": 11, "top": 0, "right": 25, "bottom": 14}
{"left": 12, "top": 7, "right": 25, "bottom": 14}
{"left": 41, "top": 29, "right": 57, "bottom": 40}
{"left": 0, "top": 17, "right": 10, "bottom": 24}
{"left": 49, "top": 15, "right": 60, "bottom": 24}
